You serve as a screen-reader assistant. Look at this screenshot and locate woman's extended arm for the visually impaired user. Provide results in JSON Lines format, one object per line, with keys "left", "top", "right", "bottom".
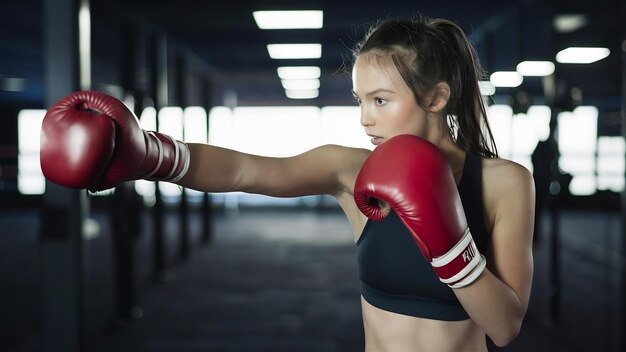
{"left": 176, "top": 143, "right": 369, "bottom": 199}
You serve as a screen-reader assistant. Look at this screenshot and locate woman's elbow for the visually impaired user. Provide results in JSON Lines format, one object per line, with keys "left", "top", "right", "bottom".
{"left": 490, "top": 318, "right": 523, "bottom": 347}
{"left": 492, "top": 332, "right": 519, "bottom": 348}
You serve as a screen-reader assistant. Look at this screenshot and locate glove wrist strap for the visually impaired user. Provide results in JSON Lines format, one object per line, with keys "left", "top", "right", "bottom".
{"left": 430, "top": 229, "right": 487, "bottom": 288}
{"left": 144, "top": 131, "right": 190, "bottom": 183}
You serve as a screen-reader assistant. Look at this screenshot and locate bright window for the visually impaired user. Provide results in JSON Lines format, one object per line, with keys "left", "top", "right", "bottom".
{"left": 17, "top": 109, "right": 46, "bottom": 194}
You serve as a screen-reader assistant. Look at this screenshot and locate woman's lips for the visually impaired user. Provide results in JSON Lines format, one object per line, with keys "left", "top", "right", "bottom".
{"left": 370, "top": 136, "right": 383, "bottom": 146}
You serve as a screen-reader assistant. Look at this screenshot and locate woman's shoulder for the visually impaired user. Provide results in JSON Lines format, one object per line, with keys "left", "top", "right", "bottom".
{"left": 481, "top": 157, "right": 533, "bottom": 189}
{"left": 482, "top": 158, "right": 535, "bottom": 238}
{"left": 319, "top": 143, "right": 371, "bottom": 157}
{"left": 480, "top": 157, "right": 535, "bottom": 224}
{"left": 314, "top": 145, "right": 371, "bottom": 221}
{"left": 315, "top": 144, "right": 371, "bottom": 170}
{"left": 305, "top": 144, "right": 371, "bottom": 191}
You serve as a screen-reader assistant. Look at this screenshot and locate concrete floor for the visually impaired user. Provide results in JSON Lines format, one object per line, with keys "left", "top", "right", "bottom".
{"left": 1, "top": 205, "right": 624, "bottom": 351}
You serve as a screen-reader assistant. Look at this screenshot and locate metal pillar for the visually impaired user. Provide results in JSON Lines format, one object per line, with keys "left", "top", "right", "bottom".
{"left": 112, "top": 20, "right": 142, "bottom": 319}
{"left": 147, "top": 32, "right": 169, "bottom": 281}
{"left": 175, "top": 53, "right": 190, "bottom": 261}
{"left": 201, "top": 75, "right": 214, "bottom": 245}
{"left": 41, "top": 0, "right": 90, "bottom": 350}
{"left": 111, "top": 182, "right": 143, "bottom": 319}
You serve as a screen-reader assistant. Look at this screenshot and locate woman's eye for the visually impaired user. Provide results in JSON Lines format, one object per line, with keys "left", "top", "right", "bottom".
{"left": 375, "top": 98, "right": 386, "bottom": 105}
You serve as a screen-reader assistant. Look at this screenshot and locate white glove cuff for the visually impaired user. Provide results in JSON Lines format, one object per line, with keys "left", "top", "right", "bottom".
{"left": 168, "top": 141, "right": 190, "bottom": 183}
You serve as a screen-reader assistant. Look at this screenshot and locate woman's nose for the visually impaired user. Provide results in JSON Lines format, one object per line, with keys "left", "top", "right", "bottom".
{"left": 360, "top": 108, "right": 373, "bottom": 127}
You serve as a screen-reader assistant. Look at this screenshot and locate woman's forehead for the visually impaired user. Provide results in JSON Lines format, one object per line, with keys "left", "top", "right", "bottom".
{"left": 355, "top": 51, "right": 394, "bottom": 68}
{"left": 353, "top": 53, "right": 406, "bottom": 91}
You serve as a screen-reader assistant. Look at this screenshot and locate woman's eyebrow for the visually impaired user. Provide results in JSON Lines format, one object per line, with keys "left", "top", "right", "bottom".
{"left": 352, "top": 88, "right": 395, "bottom": 98}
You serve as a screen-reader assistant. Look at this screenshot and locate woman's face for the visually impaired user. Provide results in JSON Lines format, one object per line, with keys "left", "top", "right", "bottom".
{"left": 352, "top": 53, "right": 429, "bottom": 146}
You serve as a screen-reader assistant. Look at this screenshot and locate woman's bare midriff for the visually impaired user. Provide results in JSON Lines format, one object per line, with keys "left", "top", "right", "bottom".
{"left": 361, "top": 297, "right": 488, "bottom": 352}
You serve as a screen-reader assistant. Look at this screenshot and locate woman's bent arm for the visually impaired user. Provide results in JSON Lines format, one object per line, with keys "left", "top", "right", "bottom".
{"left": 454, "top": 160, "right": 535, "bottom": 347}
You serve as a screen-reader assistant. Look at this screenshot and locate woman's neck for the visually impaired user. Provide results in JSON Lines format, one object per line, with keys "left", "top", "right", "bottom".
{"left": 437, "top": 137, "right": 466, "bottom": 184}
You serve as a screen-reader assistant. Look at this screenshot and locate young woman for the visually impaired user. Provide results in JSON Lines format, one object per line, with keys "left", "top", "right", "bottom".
{"left": 41, "top": 16, "right": 535, "bottom": 352}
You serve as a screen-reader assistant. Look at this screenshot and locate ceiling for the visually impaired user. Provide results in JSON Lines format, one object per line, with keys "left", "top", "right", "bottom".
{"left": 0, "top": 0, "right": 623, "bottom": 117}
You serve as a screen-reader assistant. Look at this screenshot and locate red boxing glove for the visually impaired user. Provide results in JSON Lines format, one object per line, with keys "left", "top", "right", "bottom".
{"left": 40, "top": 90, "right": 190, "bottom": 192}
{"left": 354, "top": 135, "right": 486, "bottom": 288}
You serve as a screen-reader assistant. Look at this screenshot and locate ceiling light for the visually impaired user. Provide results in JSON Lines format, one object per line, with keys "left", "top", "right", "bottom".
{"left": 253, "top": 10, "right": 323, "bottom": 29}
{"left": 0, "top": 76, "right": 26, "bottom": 92}
{"left": 277, "top": 66, "right": 321, "bottom": 79}
{"left": 556, "top": 47, "right": 610, "bottom": 64}
{"left": 490, "top": 71, "right": 523, "bottom": 88}
{"left": 281, "top": 79, "right": 320, "bottom": 90}
{"left": 516, "top": 61, "right": 555, "bottom": 76}
{"left": 553, "top": 14, "right": 588, "bottom": 33}
{"left": 267, "top": 44, "right": 322, "bottom": 59}
{"left": 285, "top": 89, "right": 319, "bottom": 99}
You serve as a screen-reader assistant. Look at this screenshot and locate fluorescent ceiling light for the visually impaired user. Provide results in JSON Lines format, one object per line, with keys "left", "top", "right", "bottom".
{"left": 556, "top": 47, "right": 610, "bottom": 64}
{"left": 0, "top": 76, "right": 26, "bottom": 92}
{"left": 478, "top": 81, "right": 496, "bottom": 96}
{"left": 554, "top": 14, "right": 588, "bottom": 33}
{"left": 277, "top": 66, "right": 321, "bottom": 79}
{"left": 281, "top": 79, "right": 320, "bottom": 90}
{"left": 267, "top": 44, "right": 321, "bottom": 59}
{"left": 490, "top": 71, "right": 523, "bottom": 88}
{"left": 285, "top": 89, "right": 319, "bottom": 99}
{"left": 253, "top": 10, "right": 323, "bottom": 29}
{"left": 516, "top": 61, "right": 555, "bottom": 76}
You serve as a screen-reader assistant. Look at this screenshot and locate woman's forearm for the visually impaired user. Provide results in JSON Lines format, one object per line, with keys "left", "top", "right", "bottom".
{"left": 175, "top": 143, "right": 247, "bottom": 193}
{"left": 454, "top": 269, "right": 527, "bottom": 347}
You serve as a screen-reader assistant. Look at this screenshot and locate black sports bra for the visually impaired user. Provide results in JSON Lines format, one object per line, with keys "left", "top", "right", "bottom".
{"left": 356, "top": 152, "right": 490, "bottom": 321}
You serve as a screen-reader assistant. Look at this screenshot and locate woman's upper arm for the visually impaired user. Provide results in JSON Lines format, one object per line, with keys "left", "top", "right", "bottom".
{"left": 181, "top": 143, "right": 369, "bottom": 198}
{"left": 240, "top": 144, "right": 369, "bottom": 197}
{"left": 485, "top": 161, "right": 536, "bottom": 309}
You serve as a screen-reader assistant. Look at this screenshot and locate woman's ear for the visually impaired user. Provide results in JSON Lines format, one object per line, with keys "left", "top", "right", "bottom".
{"left": 427, "top": 82, "right": 450, "bottom": 112}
